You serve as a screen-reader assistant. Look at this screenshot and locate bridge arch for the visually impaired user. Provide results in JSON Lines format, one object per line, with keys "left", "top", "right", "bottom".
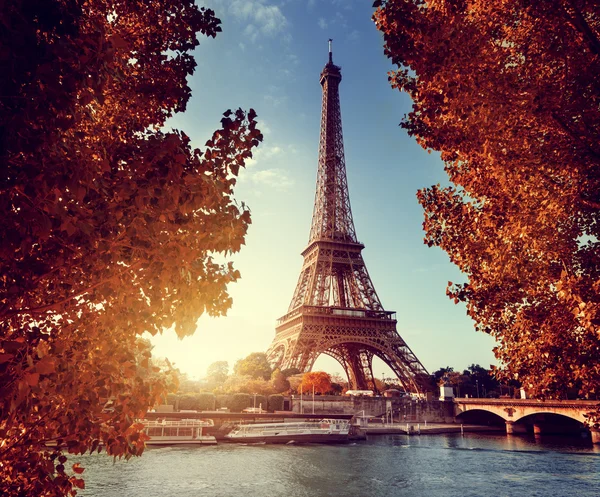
{"left": 455, "top": 409, "right": 506, "bottom": 426}
{"left": 512, "top": 410, "right": 586, "bottom": 425}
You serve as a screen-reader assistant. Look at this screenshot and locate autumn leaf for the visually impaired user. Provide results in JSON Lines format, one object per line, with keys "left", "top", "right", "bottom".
{"left": 0, "top": 0, "right": 259, "bottom": 495}
{"left": 0, "top": 354, "right": 13, "bottom": 364}
{"left": 24, "top": 373, "right": 40, "bottom": 386}
{"left": 35, "top": 356, "right": 55, "bottom": 375}
{"left": 374, "top": 0, "right": 600, "bottom": 414}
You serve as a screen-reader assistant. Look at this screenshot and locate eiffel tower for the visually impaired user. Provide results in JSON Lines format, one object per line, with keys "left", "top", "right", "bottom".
{"left": 267, "top": 41, "right": 429, "bottom": 394}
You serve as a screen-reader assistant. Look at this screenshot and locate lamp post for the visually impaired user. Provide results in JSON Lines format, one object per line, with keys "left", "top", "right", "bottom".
{"left": 312, "top": 383, "right": 315, "bottom": 414}
{"left": 253, "top": 393, "right": 257, "bottom": 409}
{"left": 300, "top": 383, "right": 303, "bottom": 414}
{"left": 476, "top": 380, "right": 480, "bottom": 398}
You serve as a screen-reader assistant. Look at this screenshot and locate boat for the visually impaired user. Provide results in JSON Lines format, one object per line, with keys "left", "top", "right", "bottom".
{"left": 141, "top": 419, "right": 217, "bottom": 445}
{"left": 225, "top": 419, "right": 350, "bottom": 444}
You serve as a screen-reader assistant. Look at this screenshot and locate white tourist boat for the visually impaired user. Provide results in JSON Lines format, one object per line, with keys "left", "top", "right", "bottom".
{"left": 225, "top": 419, "right": 350, "bottom": 444}
{"left": 141, "top": 419, "right": 217, "bottom": 445}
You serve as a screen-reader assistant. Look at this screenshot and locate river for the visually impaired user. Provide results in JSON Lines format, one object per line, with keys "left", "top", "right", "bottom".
{"left": 79, "top": 433, "right": 600, "bottom": 497}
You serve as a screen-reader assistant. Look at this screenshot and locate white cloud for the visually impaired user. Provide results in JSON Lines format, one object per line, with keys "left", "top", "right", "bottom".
{"left": 347, "top": 29, "right": 360, "bottom": 42}
{"left": 243, "top": 24, "right": 259, "bottom": 43}
{"left": 318, "top": 17, "right": 327, "bottom": 30}
{"left": 228, "top": 1, "right": 289, "bottom": 41}
{"left": 249, "top": 169, "right": 294, "bottom": 190}
{"left": 245, "top": 141, "right": 282, "bottom": 168}
{"left": 263, "top": 85, "right": 288, "bottom": 107}
{"left": 258, "top": 120, "right": 272, "bottom": 136}
{"left": 333, "top": 11, "right": 348, "bottom": 29}
{"left": 263, "top": 94, "right": 288, "bottom": 107}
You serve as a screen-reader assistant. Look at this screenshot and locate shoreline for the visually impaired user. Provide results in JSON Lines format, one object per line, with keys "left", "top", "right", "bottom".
{"left": 362, "top": 423, "right": 504, "bottom": 436}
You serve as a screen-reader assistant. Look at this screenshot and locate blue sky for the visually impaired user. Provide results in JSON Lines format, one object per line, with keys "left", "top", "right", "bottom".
{"left": 150, "top": 0, "right": 498, "bottom": 380}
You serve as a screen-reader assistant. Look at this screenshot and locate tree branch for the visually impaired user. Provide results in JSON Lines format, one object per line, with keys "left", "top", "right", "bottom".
{"left": 564, "top": 0, "right": 600, "bottom": 57}
{"left": 0, "top": 261, "right": 143, "bottom": 320}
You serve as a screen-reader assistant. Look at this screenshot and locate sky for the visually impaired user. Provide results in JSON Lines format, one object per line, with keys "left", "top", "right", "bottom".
{"left": 149, "top": 0, "right": 498, "bottom": 381}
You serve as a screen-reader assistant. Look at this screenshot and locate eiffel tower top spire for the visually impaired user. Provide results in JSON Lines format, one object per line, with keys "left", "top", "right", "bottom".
{"left": 308, "top": 39, "right": 357, "bottom": 244}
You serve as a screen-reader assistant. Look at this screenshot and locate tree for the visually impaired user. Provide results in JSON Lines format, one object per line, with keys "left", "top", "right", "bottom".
{"left": 221, "top": 375, "right": 274, "bottom": 396}
{"left": 178, "top": 373, "right": 201, "bottom": 394}
{"left": 233, "top": 352, "right": 272, "bottom": 380}
{"left": 373, "top": 378, "right": 387, "bottom": 393}
{"left": 0, "top": 1, "right": 261, "bottom": 494}
{"left": 431, "top": 367, "right": 455, "bottom": 386}
{"left": 270, "top": 368, "right": 291, "bottom": 393}
{"left": 301, "top": 371, "right": 333, "bottom": 395}
{"left": 463, "top": 364, "right": 501, "bottom": 398}
{"left": 330, "top": 373, "right": 348, "bottom": 395}
{"left": 281, "top": 367, "right": 302, "bottom": 378}
{"left": 374, "top": 0, "right": 600, "bottom": 410}
{"left": 206, "top": 361, "right": 229, "bottom": 385}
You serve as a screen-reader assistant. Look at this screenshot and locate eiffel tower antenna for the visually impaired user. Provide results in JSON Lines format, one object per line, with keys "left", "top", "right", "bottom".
{"left": 267, "top": 41, "right": 429, "bottom": 393}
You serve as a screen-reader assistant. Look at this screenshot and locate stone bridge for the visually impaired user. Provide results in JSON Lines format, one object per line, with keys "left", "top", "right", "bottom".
{"left": 453, "top": 398, "right": 600, "bottom": 443}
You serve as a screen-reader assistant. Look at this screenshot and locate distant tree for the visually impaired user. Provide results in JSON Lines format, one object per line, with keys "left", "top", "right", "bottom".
{"left": 222, "top": 375, "right": 274, "bottom": 396}
{"left": 444, "top": 372, "right": 472, "bottom": 398}
{"left": 178, "top": 374, "right": 201, "bottom": 394}
{"left": 373, "top": 378, "right": 387, "bottom": 393}
{"left": 0, "top": 0, "right": 261, "bottom": 494}
{"left": 330, "top": 373, "right": 348, "bottom": 395}
{"left": 270, "top": 368, "right": 291, "bottom": 393}
{"left": 281, "top": 367, "right": 302, "bottom": 378}
{"left": 301, "top": 371, "right": 333, "bottom": 395}
{"left": 288, "top": 374, "right": 303, "bottom": 394}
{"left": 374, "top": 0, "right": 600, "bottom": 411}
{"left": 206, "top": 361, "right": 229, "bottom": 384}
{"left": 431, "top": 367, "right": 455, "bottom": 386}
{"left": 234, "top": 352, "right": 272, "bottom": 380}
{"left": 463, "top": 364, "right": 500, "bottom": 398}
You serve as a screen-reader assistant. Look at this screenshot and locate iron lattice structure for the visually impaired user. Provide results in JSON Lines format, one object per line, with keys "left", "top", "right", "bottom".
{"left": 267, "top": 42, "right": 429, "bottom": 393}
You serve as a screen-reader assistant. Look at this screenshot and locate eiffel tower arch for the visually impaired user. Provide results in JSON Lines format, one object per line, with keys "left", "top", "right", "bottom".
{"left": 267, "top": 41, "right": 429, "bottom": 394}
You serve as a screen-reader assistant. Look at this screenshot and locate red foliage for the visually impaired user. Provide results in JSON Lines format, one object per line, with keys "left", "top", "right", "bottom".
{"left": 0, "top": 1, "right": 261, "bottom": 494}
{"left": 374, "top": 0, "right": 600, "bottom": 415}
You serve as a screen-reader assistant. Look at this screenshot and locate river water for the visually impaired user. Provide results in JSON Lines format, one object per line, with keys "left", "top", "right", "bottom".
{"left": 79, "top": 433, "right": 600, "bottom": 497}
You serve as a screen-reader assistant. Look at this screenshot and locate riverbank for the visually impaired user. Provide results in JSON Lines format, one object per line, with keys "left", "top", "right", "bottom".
{"left": 363, "top": 422, "right": 504, "bottom": 436}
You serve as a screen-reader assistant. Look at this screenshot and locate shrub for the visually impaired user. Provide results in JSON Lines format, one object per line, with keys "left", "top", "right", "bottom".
{"left": 178, "top": 394, "right": 200, "bottom": 411}
{"left": 230, "top": 393, "right": 252, "bottom": 412}
{"left": 198, "top": 392, "right": 216, "bottom": 411}
{"left": 216, "top": 394, "right": 231, "bottom": 410}
{"left": 268, "top": 394, "right": 284, "bottom": 411}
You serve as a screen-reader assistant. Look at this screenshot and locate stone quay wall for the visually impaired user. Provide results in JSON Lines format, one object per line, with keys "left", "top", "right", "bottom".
{"left": 288, "top": 395, "right": 455, "bottom": 423}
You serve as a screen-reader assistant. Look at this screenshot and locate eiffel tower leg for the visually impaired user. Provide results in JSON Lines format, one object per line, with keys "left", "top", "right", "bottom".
{"left": 341, "top": 345, "right": 369, "bottom": 390}
{"left": 322, "top": 348, "right": 352, "bottom": 388}
{"left": 362, "top": 351, "right": 379, "bottom": 394}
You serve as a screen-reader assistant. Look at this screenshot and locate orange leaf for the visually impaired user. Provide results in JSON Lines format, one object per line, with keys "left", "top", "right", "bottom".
{"left": 25, "top": 373, "right": 39, "bottom": 386}
{"left": 72, "top": 463, "right": 85, "bottom": 474}
{"left": 72, "top": 477, "right": 85, "bottom": 489}
{"left": 35, "top": 356, "right": 55, "bottom": 375}
{"left": 0, "top": 353, "right": 13, "bottom": 364}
